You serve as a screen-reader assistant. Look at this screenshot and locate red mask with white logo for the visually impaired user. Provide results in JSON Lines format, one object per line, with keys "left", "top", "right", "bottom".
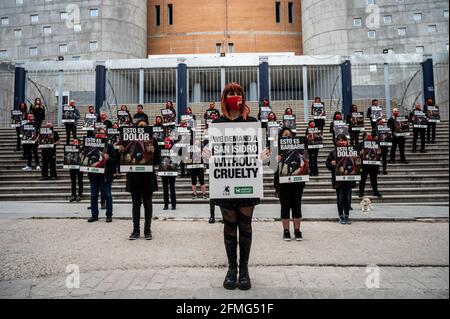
{"left": 227, "top": 96, "right": 242, "bottom": 111}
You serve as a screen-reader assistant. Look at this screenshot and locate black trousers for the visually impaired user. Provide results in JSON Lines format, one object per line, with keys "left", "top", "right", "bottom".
{"left": 16, "top": 127, "right": 21, "bottom": 150}
{"left": 162, "top": 176, "right": 176, "bottom": 208}
{"left": 381, "top": 147, "right": 388, "bottom": 172}
{"left": 65, "top": 124, "right": 77, "bottom": 145}
{"left": 42, "top": 148, "right": 57, "bottom": 178}
{"left": 350, "top": 131, "right": 360, "bottom": 146}
{"left": 70, "top": 169, "right": 83, "bottom": 197}
{"left": 131, "top": 192, "right": 153, "bottom": 233}
{"left": 24, "top": 144, "right": 39, "bottom": 167}
{"left": 359, "top": 165, "right": 379, "bottom": 194}
{"left": 412, "top": 128, "right": 426, "bottom": 151}
{"left": 427, "top": 123, "right": 436, "bottom": 142}
{"left": 278, "top": 184, "right": 304, "bottom": 219}
{"left": 308, "top": 149, "right": 319, "bottom": 176}
{"left": 390, "top": 136, "right": 406, "bottom": 161}
{"left": 336, "top": 184, "right": 352, "bottom": 218}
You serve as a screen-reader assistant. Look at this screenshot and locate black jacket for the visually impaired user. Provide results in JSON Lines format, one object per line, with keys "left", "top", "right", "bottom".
{"left": 211, "top": 115, "right": 260, "bottom": 208}
{"left": 126, "top": 138, "right": 161, "bottom": 194}
{"left": 325, "top": 150, "right": 356, "bottom": 189}
{"left": 88, "top": 143, "right": 117, "bottom": 183}
{"left": 133, "top": 112, "right": 149, "bottom": 124}
{"left": 31, "top": 105, "right": 45, "bottom": 124}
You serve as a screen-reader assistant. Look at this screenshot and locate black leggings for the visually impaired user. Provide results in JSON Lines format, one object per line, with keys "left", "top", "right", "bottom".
{"left": 24, "top": 144, "right": 39, "bottom": 167}
{"left": 278, "top": 184, "right": 304, "bottom": 219}
{"left": 162, "top": 176, "right": 176, "bottom": 208}
{"left": 70, "top": 170, "right": 83, "bottom": 197}
{"left": 220, "top": 206, "right": 254, "bottom": 267}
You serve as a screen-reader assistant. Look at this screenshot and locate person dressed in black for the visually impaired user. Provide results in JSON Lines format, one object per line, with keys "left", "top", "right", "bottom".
{"left": 69, "top": 138, "right": 84, "bottom": 202}
{"left": 21, "top": 113, "right": 40, "bottom": 171}
{"left": 165, "top": 100, "right": 177, "bottom": 123}
{"left": 358, "top": 132, "right": 382, "bottom": 198}
{"left": 30, "top": 97, "right": 45, "bottom": 132}
{"left": 306, "top": 120, "right": 319, "bottom": 176}
{"left": 64, "top": 100, "right": 81, "bottom": 145}
{"left": 311, "top": 96, "right": 326, "bottom": 133}
{"left": 133, "top": 104, "right": 149, "bottom": 125}
{"left": 40, "top": 122, "right": 60, "bottom": 180}
{"left": 15, "top": 102, "right": 28, "bottom": 153}
{"left": 424, "top": 98, "right": 438, "bottom": 144}
{"left": 409, "top": 104, "right": 426, "bottom": 153}
{"left": 275, "top": 127, "right": 305, "bottom": 241}
{"left": 367, "top": 99, "right": 382, "bottom": 132}
{"left": 325, "top": 134, "right": 356, "bottom": 225}
{"left": 388, "top": 108, "right": 408, "bottom": 164}
{"left": 204, "top": 102, "right": 220, "bottom": 128}
{"left": 375, "top": 118, "right": 389, "bottom": 175}
{"left": 330, "top": 111, "right": 344, "bottom": 145}
{"left": 124, "top": 120, "right": 161, "bottom": 240}
{"left": 347, "top": 104, "right": 361, "bottom": 146}
{"left": 203, "top": 82, "right": 260, "bottom": 291}
{"left": 161, "top": 133, "right": 177, "bottom": 211}
{"left": 119, "top": 104, "right": 133, "bottom": 126}
{"left": 87, "top": 127, "right": 117, "bottom": 223}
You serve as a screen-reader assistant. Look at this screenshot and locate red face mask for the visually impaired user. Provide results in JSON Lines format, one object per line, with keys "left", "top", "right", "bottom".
{"left": 309, "top": 122, "right": 315, "bottom": 129}
{"left": 95, "top": 134, "right": 105, "bottom": 139}
{"left": 337, "top": 140, "right": 347, "bottom": 147}
{"left": 227, "top": 96, "right": 242, "bottom": 111}
{"left": 286, "top": 109, "right": 293, "bottom": 115}
{"left": 335, "top": 114, "right": 342, "bottom": 121}
{"left": 70, "top": 101, "right": 75, "bottom": 107}
{"left": 367, "top": 135, "right": 374, "bottom": 141}
{"left": 415, "top": 105, "right": 421, "bottom": 111}
{"left": 89, "top": 108, "right": 94, "bottom": 113}
{"left": 73, "top": 140, "right": 80, "bottom": 146}
{"left": 269, "top": 115, "right": 275, "bottom": 121}
{"left": 393, "top": 112, "right": 399, "bottom": 117}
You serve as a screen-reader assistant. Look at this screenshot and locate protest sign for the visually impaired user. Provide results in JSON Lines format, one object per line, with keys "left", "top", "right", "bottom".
{"left": 21, "top": 124, "right": 37, "bottom": 144}
{"left": 282, "top": 115, "right": 296, "bottom": 132}
{"left": 427, "top": 106, "right": 440, "bottom": 123}
{"left": 62, "top": 106, "right": 75, "bottom": 123}
{"left": 79, "top": 137, "right": 108, "bottom": 174}
{"left": 362, "top": 141, "right": 381, "bottom": 165}
{"left": 394, "top": 116, "right": 410, "bottom": 136}
{"left": 412, "top": 110, "right": 428, "bottom": 129}
{"left": 38, "top": 127, "right": 55, "bottom": 148}
{"left": 208, "top": 122, "right": 263, "bottom": 199}
{"left": 259, "top": 107, "right": 272, "bottom": 122}
{"left": 313, "top": 103, "right": 326, "bottom": 119}
{"left": 162, "top": 109, "right": 176, "bottom": 126}
{"left": 82, "top": 113, "right": 96, "bottom": 131}
{"left": 350, "top": 112, "right": 365, "bottom": 131}
{"left": 11, "top": 110, "right": 23, "bottom": 128}
{"left": 120, "top": 126, "right": 154, "bottom": 172}
{"left": 371, "top": 106, "right": 383, "bottom": 122}
{"left": 377, "top": 124, "right": 393, "bottom": 146}
{"left": 336, "top": 146, "right": 361, "bottom": 181}
{"left": 117, "top": 110, "right": 131, "bottom": 127}
{"left": 63, "top": 145, "right": 81, "bottom": 169}
{"left": 278, "top": 136, "right": 309, "bottom": 183}
{"left": 306, "top": 127, "right": 324, "bottom": 149}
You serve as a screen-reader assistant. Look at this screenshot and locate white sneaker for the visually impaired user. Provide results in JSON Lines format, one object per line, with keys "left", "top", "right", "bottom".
{"left": 22, "top": 166, "right": 32, "bottom": 171}
{"left": 35, "top": 165, "right": 41, "bottom": 171}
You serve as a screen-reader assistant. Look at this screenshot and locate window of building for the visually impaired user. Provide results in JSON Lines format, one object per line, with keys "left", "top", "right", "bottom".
{"left": 216, "top": 43, "right": 222, "bottom": 54}
{"left": 168, "top": 4, "right": 173, "bottom": 25}
{"left": 368, "top": 30, "right": 376, "bottom": 39}
{"left": 413, "top": 13, "right": 422, "bottom": 22}
{"left": 60, "top": 11, "right": 68, "bottom": 20}
{"left": 59, "top": 44, "right": 68, "bottom": 53}
{"left": 0, "top": 50, "right": 7, "bottom": 59}
{"left": 444, "top": 10, "right": 449, "bottom": 19}
{"left": 43, "top": 26, "right": 52, "bottom": 35}
{"left": 275, "top": 2, "right": 281, "bottom": 23}
{"left": 74, "top": 24, "right": 81, "bottom": 32}
{"left": 416, "top": 46, "right": 424, "bottom": 54}
{"left": 369, "top": 64, "right": 378, "bottom": 72}
{"left": 428, "top": 25, "right": 437, "bottom": 33}
{"left": 288, "top": 2, "right": 294, "bottom": 24}
{"left": 1, "top": 17, "right": 9, "bottom": 26}
{"left": 30, "top": 47, "right": 38, "bottom": 56}
{"left": 367, "top": 0, "right": 375, "bottom": 4}
{"left": 397, "top": 27, "right": 406, "bottom": 36}
{"left": 16, "top": 0, "right": 23, "bottom": 5}
{"left": 90, "top": 9, "right": 98, "bottom": 17}
{"left": 155, "top": 5, "right": 161, "bottom": 26}
{"left": 89, "top": 41, "right": 98, "bottom": 51}
{"left": 353, "top": 18, "right": 362, "bottom": 27}
{"left": 228, "top": 43, "right": 234, "bottom": 53}
{"left": 14, "top": 29, "right": 22, "bottom": 38}
{"left": 72, "top": 56, "right": 81, "bottom": 61}
{"left": 384, "top": 15, "right": 392, "bottom": 24}
{"left": 30, "top": 15, "right": 39, "bottom": 24}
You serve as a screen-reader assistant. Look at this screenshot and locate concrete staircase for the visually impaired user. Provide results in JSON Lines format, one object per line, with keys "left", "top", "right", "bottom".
{"left": 0, "top": 119, "right": 448, "bottom": 205}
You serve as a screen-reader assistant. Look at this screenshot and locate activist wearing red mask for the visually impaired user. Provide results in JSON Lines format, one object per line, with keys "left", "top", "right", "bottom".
{"left": 221, "top": 82, "right": 250, "bottom": 120}
{"left": 335, "top": 113, "right": 343, "bottom": 121}
{"left": 309, "top": 121, "right": 316, "bottom": 129}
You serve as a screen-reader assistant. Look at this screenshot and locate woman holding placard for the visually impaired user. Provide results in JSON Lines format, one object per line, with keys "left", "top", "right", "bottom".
{"left": 202, "top": 82, "right": 260, "bottom": 291}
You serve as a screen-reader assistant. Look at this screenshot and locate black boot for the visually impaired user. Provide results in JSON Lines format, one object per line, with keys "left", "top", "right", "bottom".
{"left": 209, "top": 206, "right": 215, "bottom": 224}
{"left": 223, "top": 237, "right": 238, "bottom": 290}
{"left": 144, "top": 220, "right": 152, "bottom": 240}
{"left": 238, "top": 237, "right": 252, "bottom": 290}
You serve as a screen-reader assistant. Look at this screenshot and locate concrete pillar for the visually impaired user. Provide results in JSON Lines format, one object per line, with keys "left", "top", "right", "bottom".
{"left": 95, "top": 65, "right": 106, "bottom": 114}
{"left": 249, "top": 82, "right": 258, "bottom": 102}
{"left": 139, "top": 68, "right": 144, "bottom": 105}
{"left": 258, "top": 61, "right": 270, "bottom": 104}
{"left": 193, "top": 83, "right": 201, "bottom": 103}
{"left": 384, "top": 63, "right": 391, "bottom": 117}
{"left": 302, "top": 65, "right": 309, "bottom": 121}
{"left": 14, "top": 67, "right": 26, "bottom": 110}
{"left": 57, "top": 70, "right": 63, "bottom": 127}
{"left": 177, "top": 63, "right": 187, "bottom": 122}
{"left": 421, "top": 58, "right": 435, "bottom": 104}
{"left": 340, "top": 60, "right": 353, "bottom": 117}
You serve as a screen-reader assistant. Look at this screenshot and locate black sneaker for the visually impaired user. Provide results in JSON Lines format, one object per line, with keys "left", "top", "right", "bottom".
{"left": 144, "top": 230, "right": 152, "bottom": 240}
{"left": 420, "top": 149, "right": 426, "bottom": 153}
{"left": 345, "top": 216, "right": 352, "bottom": 225}
{"left": 69, "top": 196, "right": 77, "bottom": 203}
{"left": 339, "top": 217, "right": 346, "bottom": 225}
{"left": 294, "top": 230, "right": 303, "bottom": 241}
{"left": 412, "top": 149, "right": 417, "bottom": 153}
{"left": 106, "top": 217, "right": 113, "bottom": 223}
{"left": 401, "top": 160, "right": 409, "bottom": 164}
{"left": 358, "top": 192, "right": 364, "bottom": 198}
{"left": 40, "top": 177, "right": 49, "bottom": 181}
{"left": 209, "top": 217, "right": 215, "bottom": 224}
{"left": 87, "top": 216, "right": 98, "bottom": 223}
{"left": 171, "top": 206, "right": 176, "bottom": 211}
{"left": 283, "top": 230, "right": 291, "bottom": 241}
{"left": 373, "top": 191, "right": 383, "bottom": 198}
{"left": 192, "top": 193, "right": 197, "bottom": 200}
{"left": 383, "top": 170, "right": 388, "bottom": 175}
{"left": 129, "top": 231, "right": 140, "bottom": 240}
{"left": 163, "top": 206, "right": 169, "bottom": 211}
{"left": 202, "top": 194, "right": 208, "bottom": 200}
